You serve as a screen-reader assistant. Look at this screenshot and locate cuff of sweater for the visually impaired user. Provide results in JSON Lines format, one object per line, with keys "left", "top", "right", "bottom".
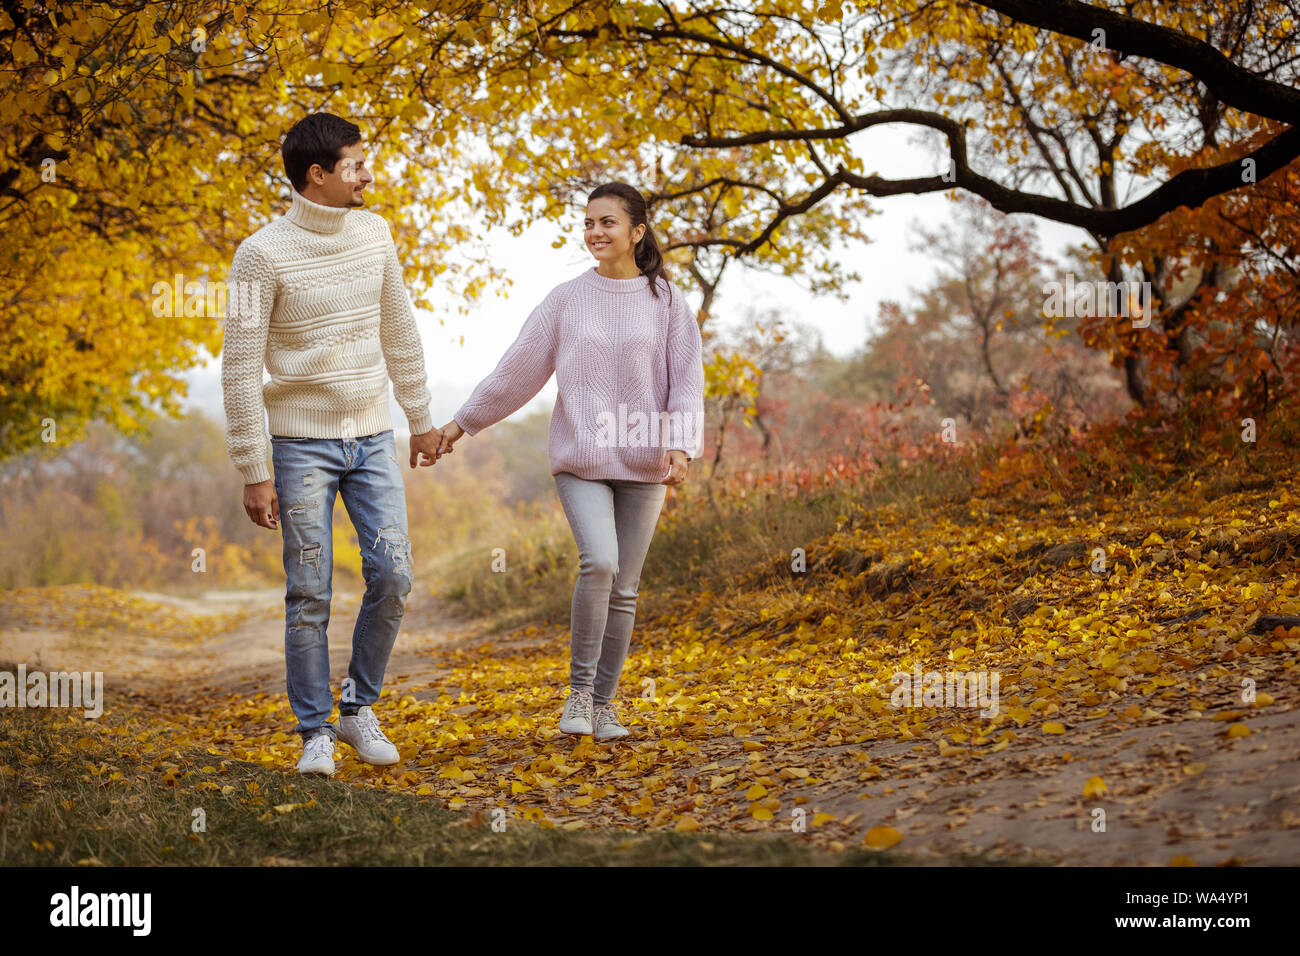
{"left": 239, "top": 460, "right": 271, "bottom": 485}
{"left": 405, "top": 405, "right": 434, "bottom": 436}
{"left": 452, "top": 408, "right": 482, "bottom": 437}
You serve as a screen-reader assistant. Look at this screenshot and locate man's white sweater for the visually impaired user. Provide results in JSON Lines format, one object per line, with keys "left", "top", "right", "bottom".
{"left": 220, "top": 190, "right": 434, "bottom": 485}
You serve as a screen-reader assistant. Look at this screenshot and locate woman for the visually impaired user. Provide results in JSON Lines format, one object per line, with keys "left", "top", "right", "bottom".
{"left": 437, "top": 182, "right": 706, "bottom": 740}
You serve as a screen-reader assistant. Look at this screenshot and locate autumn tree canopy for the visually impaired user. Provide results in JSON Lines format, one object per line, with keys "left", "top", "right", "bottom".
{"left": 3, "top": 0, "right": 1299, "bottom": 458}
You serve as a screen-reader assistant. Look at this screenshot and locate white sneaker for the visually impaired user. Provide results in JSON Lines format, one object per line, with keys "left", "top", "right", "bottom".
{"left": 558, "top": 688, "right": 594, "bottom": 736}
{"left": 593, "top": 702, "right": 630, "bottom": 741}
{"left": 297, "top": 732, "right": 336, "bottom": 776}
{"left": 337, "top": 705, "right": 400, "bottom": 765}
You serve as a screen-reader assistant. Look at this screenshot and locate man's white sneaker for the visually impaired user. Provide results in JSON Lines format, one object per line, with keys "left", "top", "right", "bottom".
{"left": 593, "top": 702, "right": 630, "bottom": 741}
{"left": 337, "top": 705, "right": 400, "bottom": 765}
{"left": 558, "top": 688, "right": 594, "bottom": 736}
{"left": 297, "top": 732, "right": 336, "bottom": 776}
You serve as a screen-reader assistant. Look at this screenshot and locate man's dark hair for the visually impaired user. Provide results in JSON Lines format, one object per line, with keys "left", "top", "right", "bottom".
{"left": 281, "top": 113, "right": 362, "bottom": 190}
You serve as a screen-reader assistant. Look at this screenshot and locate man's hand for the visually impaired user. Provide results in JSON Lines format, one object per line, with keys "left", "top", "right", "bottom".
{"left": 662, "top": 449, "right": 690, "bottom": 485}
{"left": 437, "top": 420, "right": 465, "bottom": 457}
{"left": 409, "top": 426, "right": 445, "bottom": 468}
{"left": 244, "top": 480, "right": 280, "bottom": 530}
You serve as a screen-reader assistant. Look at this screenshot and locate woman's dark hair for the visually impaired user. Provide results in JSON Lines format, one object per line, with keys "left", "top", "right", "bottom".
{"left": 588, "top": 182, "right": 671, "bottom": 302}
{"left": 282, "top": 112, "right": 362, "bottom": 190}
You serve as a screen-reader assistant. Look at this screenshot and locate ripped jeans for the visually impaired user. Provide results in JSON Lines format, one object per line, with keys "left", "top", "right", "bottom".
{"left": 270, "top": 429, "right": 412, "bottom": 741}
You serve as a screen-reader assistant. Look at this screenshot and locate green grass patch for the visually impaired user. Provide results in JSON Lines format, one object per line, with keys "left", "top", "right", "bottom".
{"left": 0, "top": 707, "right": 958, "bottom": 866}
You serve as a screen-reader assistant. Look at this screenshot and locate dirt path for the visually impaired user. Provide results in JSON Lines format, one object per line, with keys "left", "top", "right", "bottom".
{"left": 3, "top": 587, "right": 1297, "bottom": 865}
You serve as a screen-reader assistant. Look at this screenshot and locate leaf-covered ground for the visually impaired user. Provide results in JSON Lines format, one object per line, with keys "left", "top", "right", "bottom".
{"left": 3, "top": 460, "right": 1298, "bottom": 865}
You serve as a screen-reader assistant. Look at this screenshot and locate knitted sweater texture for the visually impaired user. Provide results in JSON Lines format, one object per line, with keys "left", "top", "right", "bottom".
{"left": 453, "top": 267, "right": 706, "bottom": 483}
{"left": 220, "top": 190, "right": 434, "bottom": 484}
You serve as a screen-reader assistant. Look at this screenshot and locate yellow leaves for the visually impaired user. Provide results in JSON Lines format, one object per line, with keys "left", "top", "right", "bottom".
{"left": 1182, "top": 762, "right": 1207, "bottom": 776}
{"left": 674, "top": 815, "right": 702, "bottom": 832}
{"left": 1252, "top": 693, "right": 1275, "bottom": 708}
{"left": 741, "top": 740, "right": 766, "bottom": 752}
{"left": 1225, "top": 723, "right": 1251, "bottom": 739}
{"left": 745, "top": 783, "right": 768, "bottom": 800}
{"left": 1005, "top": 706, "right": 1031, "bottom": 726}
{"left": 864, "top": 826, "right": 904, "bottom": 850}
{"left": 1082, "top": 776, "right": 1107, "bottom": 798}
{"left": 10, "top": 38, "right": 37, "bottom": 64}
{"left": 1168, "top": 854, "right": 1197, "bottom": 867}
{"left": 1042, "top": 722, "right": 1067, "bottom": 735}
{"left": 750, "top": 805, "right": 774, "bottom": 821}
{"left": 273, "top": 800, "right": 315, "bottom": 815}
{"left": 257, "top": 800, "right": 317, "bottom": 821}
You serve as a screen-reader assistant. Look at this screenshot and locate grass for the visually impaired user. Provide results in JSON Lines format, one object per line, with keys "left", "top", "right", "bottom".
{"left": 433, "top": 443, "right": 988, "bottom": 628}
{"left": 0, "top": 706, "right": 952, "bottom": 866}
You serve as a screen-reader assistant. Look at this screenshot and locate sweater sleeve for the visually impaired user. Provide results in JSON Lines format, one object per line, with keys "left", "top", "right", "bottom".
{"left": 379, "top": 221, "right": 435, "bottom": 436}
{"left": 220, "top": 241, "right": 277, "bottom": 485}
{"left": 665, "top": 286, "right": 706, "bottom": 459}
{"left": 453, "top": 287, "right": 560, "bottom": 436}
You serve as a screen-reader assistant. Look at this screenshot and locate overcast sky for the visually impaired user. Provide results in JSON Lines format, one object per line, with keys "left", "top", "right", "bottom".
{"left": 184, "top": 123, "right": 1089, "bottom": 436}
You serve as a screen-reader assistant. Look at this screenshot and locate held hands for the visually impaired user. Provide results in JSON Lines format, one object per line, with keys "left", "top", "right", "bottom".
{"left": 247, "top": 425, "right": 450, "bottom": 531}
{"left": 409, "top": 425, "right": 446, "bottom": 468}
{"left": 436, "top": 420, "right": 465, "bottom": 458}
{"left": 662, "top": 449, "right": 690, "bottom": 485}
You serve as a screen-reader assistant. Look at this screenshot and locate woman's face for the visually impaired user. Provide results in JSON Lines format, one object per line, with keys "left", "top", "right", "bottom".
{"left": 584, "top": 197, "right": 645, "bottom": 265}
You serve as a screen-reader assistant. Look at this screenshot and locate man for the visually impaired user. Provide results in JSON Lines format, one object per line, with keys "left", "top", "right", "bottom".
{"left": 221, "top": 112, "right": 443, "bottom": 775}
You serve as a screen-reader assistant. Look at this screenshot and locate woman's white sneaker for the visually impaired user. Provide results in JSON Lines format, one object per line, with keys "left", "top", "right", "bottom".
{"left": 593, "top": 703, "right": 630, "bottom": 740}
{"left": 337, "top": 705, "right": 400, "bottom": 765}
{"left": 297, "top": 732, "right": 336, "bottom": 776}
{"left": 559, "top": 688, "right": 594, "bottom": 735}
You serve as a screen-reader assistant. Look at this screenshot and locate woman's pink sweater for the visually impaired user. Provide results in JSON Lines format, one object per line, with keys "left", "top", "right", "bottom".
{"left": 453, "top": 267, "right": 706, "bottom": 482}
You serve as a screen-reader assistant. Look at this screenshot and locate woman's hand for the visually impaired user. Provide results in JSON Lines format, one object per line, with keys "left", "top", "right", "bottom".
{"left": 437, "top": 420, "right": 464, "bottom": 458}
{"left": 662, "top": 449, "right": 689, "bottom": 485}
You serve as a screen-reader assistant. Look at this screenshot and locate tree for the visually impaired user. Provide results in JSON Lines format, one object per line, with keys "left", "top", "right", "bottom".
{"left": 6, "top": 0, "right": 1299, "bottom": 459}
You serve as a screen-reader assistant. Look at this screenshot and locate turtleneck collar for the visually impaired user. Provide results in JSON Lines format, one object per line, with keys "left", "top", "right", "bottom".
{"left": 583, "top": 266, "right": 653, "bottom": 294}
{"left": 284, "top": 189, "right": 350, "bottom": 235}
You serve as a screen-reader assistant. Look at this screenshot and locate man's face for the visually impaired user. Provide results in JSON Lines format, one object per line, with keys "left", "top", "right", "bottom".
{"left": 312, "top": 141, "right": 372, "bottom": 207}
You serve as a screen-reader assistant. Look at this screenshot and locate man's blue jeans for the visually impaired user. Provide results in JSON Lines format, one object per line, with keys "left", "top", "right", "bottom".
{"left": 270, "top": 429, "right": 412, "bottom": 741}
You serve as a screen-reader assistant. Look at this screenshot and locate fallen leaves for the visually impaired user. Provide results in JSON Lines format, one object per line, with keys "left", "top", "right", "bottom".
{"left": 9, "top": 446, "right": 1296, "bottom": 861}
{"left": 1082, "top": 776, "right": 1107, "bottom": 798}
{"left": 864, "top": 826, "right": 904, "bottom": 849}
